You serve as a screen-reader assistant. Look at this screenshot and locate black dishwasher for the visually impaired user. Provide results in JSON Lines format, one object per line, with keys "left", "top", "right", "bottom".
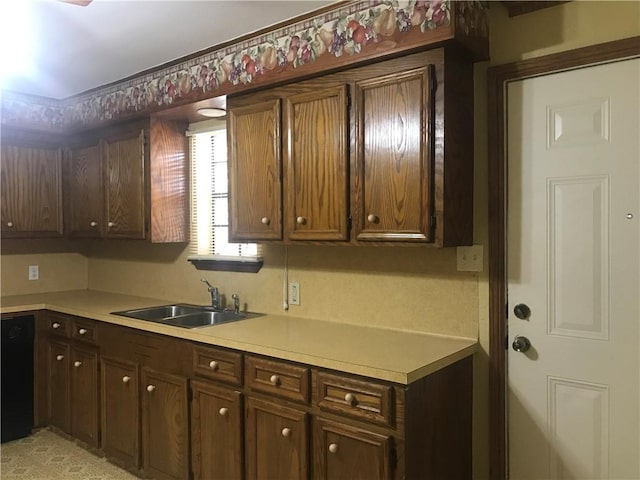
{"left": 1, "top": 315, "right": 35, "bottom": 443}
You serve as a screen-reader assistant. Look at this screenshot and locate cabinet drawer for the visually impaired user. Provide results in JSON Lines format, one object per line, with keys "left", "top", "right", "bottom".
{"left": 71, "top": 318, "right": 97, "bottom": 344}
{"left": 314, "top": 371, "right": 394, "bottom": 427}
{"left": 47, "top": 312, "right": 71, "bottom": 338}
{"left": 193, "top": 346, "right": 242, "bottom": 386}
{"left": 245, "top": 356, "right": 310, "bottom": 404}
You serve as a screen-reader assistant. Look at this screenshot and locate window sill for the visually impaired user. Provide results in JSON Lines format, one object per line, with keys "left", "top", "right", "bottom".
{"left": 187, "top": 255, "right": 263, "bottom": 273}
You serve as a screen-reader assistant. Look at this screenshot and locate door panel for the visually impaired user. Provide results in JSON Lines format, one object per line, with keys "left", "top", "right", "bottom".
{"left": 70, "top": 347, "right": 99, "bottom": 447}
{"left": 66, "top": 142, "right": 104, "bottom": 237}
{"left": 507, "top": 59, "right": 639, "bottom": 479}
{"left": 48, "top": 340, "right": 70, "bottom": 433}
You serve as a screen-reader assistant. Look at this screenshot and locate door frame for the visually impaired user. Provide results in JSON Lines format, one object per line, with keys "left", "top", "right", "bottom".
{"left": 487, "top": 36, "right": 640, "bottom": 480}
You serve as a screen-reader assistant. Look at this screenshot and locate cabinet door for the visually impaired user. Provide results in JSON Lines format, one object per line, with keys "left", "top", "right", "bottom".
{"left": 0, "top": 145, "right": 63, "bottom": 237}
{"left": 101, "top": 357, "right": 140, "bottom": 468}
{"left": 246, "top": 396, "right": 308, "bottom": 480}
{"left": 141, "top": 367, "right": 189, "bottom": 480}
{"left": 228, "top": 98, "right": 282, "bottom": 241}
{"left": 66, "top": 142, "right": 104, "bottom": 237}
{"left": 105, "top": 130, "right": 146, "bottom": 239}
{"left": 191, "top": 380, "right": 243, "bottom": 480}
{"left": 284, "top": 85, "right": 349, "bottom": 241}
{"left": 354, "top": 66, "right": 434, "bottom": 242}
{"left": 47, "top": 340, "right": 70, "bottom": 433}
{"left": 313, "top": 417, "right": 392, "bottom": 480}
{"left": 70, "top": 346, "right": 99, "bottom": 447}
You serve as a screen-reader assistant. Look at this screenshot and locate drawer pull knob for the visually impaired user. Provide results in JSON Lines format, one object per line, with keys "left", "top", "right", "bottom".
{"left": 296, "top": 216, "right": 306, "bottom": 225}
{"left": 269, "top": 374, "right": 280, "bottom": 386}
{"left": 6, "top": 221, "right": 13, "bottom": 228}
{"left": 108, "top": 221, "right": 115, "bottom": 228}
{"left": 344, "top": 393, "right": 357, "bottom": 405}
{"left": 367, "top": 214, "right": 379, "bottom": 223}
{"left": 78, "top": 328, "right": 87, "bottom": 335}
{"left": 281, "top": 427, "right": 291, "bottom": 437}
{"left": 74, "top": 361, "right": 82, "bottom": 368}
{"left": 52, "top": 322, "right": 61, "bottom": 329}
{"left": 261, "top": 216, "right": 270, "bottom": 225}
{"left": 90, "top": 221, "right": 97, "bottom": 227}
{"left": 209, "top": 360, "right": 219, "bottom": 371}
{"left": 328, "top": 443, "right": 339, "bottom": 454}
{"left": 219, "top": 407, "right": 229, "bottom": 416}
{"left": 56, "top": 355, "right": 64, "bottom": 361}
{"left": 147, "top": 385, "right": 156, "bottom": 393}
{"left": 122, "top": 376, "right": 131, "bottom": 383}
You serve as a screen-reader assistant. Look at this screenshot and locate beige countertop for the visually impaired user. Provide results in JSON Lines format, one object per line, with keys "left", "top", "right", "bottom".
{"left": 1, "top": 290, "right": 477, "bottom": 385}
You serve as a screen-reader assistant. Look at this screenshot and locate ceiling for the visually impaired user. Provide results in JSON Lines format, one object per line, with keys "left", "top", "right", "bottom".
{"left": 1, "top": 0, "right": 334, "bottom": 99}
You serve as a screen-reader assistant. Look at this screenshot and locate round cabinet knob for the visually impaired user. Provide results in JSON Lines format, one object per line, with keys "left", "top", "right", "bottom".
{"left": 74, "top": 361, "right": 82, "bottom": 368}
{"left": 108, "top": 221, "right": 115, "bottom": 228}
{"left": 344, "top": 393, "right": 357, "bottom": 405}
{"left": 281, "top": 427, "right": 291, "bottom": 437}
{"left": 296, "top": 216, "right": 306, "bottom": 225}
{"left": 90, "top": 221, "right": 97, "bottom": 227}
{"left": 513, "top": 303, "right": 531, "bottom": 320}
{"left": 328, "top": 443, "right": 339, "bottom": 454}
{"left": 209, "top": 360, "right": 219, "bottom": 371}
{"left": 78, "top": 328, "right": 87, "bottom": 335}
{"left": 219, "top": 407, "right": 229, "bottom": 416}
{"left": 52, "top": 322, "right": 61, "bottom": 329}
{"left": 261, "top": 217, "right": 270, "bottom": 225}
{"left": 56, "top": 355, "right": 64, "bottom": 361}
{"left": 269, "top": 374, "right": 280, "bottom": 386}
{"left": 367, "top": 214, "right": 379, "bottom": 223}
{"left": 122, "top": 376, "right": 131, "bottom": 384}
{"left": 147, "top": 385, "right": 156, "bottom": 393}
{"left": 6, "top": 221, "right": 13, "bottom": 228}
{"left": 512, "top": 335, "right": 531, "bottom": 353}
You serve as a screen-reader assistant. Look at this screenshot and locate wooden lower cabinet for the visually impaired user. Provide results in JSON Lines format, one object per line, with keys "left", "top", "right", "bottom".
{"left": 101, "top": 357, "right": 140, "bottom": 468}
{"left": 191, "top": 380, "right": 243, "bottom": 480}
{"left": 246, "top": 396, "right": 309, "bottom": 480}
{"left": 47, "top": 340, "right": 71, "bottom": 433}
{"left": 70, "top": 346, "right": 99, "bottom": 447}
{"left": 141, "top": 367, "right": 190, "bottom": 480}
{"left": 313, "top": 417, "right": 392, "bottom": 480}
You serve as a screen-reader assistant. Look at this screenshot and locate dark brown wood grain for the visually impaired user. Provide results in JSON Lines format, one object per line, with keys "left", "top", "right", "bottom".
{"left": 0, "top": 144, "right": 63, "bottom": 237}
{"left": 104, "top": 129, "right": 146, "bottom": 239}
{"left": 141, "top": 367, "right": 190, "bottom": 480}
{"left": 190, "top": 380, "right": 243, "bottom": 480}
{"left": 100, "top": 356, "right": 141, "bottom": 469}
{"left": 149, "top": 118, "right": 189, "bottom": 243}
{"left": 313, "top": 417, "right": 392, "bottom": 480}
{"left": 245, "top": 396, "right": 310, "bottom": 480}
{"left": 70, "top": 345, "right": 99, "bottom": 447}
{"left": 47, "top": 339, "right": 71, "bottom": 433}
{"left": 33, "top": 311, "right": 50, "bottom": 428}
{"left": 193, "top": 345, "right": 243, "bottom": 386}
{"left": 65, "top": 140, "right": 105, "bottom": 237}
{"left": 245, "top": 355, "right": 310, "bottom": 404}
{"left": 284, "top": 85, "right": 349, "bottom": 241}
{"left": 228, "top": 98, "right": 283, "bottom": 241}
{"left": 487, "top": 37, "right": 640, "bottom": 480}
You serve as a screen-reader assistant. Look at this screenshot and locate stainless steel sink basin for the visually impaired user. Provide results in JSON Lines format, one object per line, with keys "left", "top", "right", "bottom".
{"left": 111, "top": 304, "right": 263, "bottom": 328}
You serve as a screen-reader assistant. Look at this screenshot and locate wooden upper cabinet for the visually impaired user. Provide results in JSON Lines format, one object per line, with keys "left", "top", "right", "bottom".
{"left": 0, "top": 145, "right": 63, "bottom": 237}
{"left": 284, "top": 85, "right": 349, "bottom": 241}
{"left": 104, "top": 130, "right": 146, "bottom": 239}
{"left": 66, "top": 142, "right": 104, "bottom": 237}
{"left": 228, "top": 98, "right": 282, "bottom": 241}
{"left": 353, "top": 66, "right": 434, "bottom": 243}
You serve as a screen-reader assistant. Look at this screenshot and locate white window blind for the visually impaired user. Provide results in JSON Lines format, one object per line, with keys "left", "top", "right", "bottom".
{"left": 189, "top": 128, "right": 259, "bottom": 259}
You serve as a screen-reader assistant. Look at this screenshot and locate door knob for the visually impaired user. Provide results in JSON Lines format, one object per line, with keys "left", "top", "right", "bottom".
{"left": 512, "top": 335, "right": 531, "bottom": 353}
{"left": 513, "top": 303, "right": 531, "bottom": 320}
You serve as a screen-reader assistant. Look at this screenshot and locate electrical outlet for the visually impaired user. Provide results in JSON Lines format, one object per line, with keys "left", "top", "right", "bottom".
{"left": 28, "top": 265, "right": 39, "bottom": 281}
{"left": 456, "top": 245, "right": 483, "bottom": 272}
{"left": 289, "top": 281, "right": 300, "bottom": 306}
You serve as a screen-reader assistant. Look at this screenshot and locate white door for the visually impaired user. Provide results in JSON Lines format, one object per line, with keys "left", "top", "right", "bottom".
{"left": 507, "top": 58, "right": 640, "bottom": 479}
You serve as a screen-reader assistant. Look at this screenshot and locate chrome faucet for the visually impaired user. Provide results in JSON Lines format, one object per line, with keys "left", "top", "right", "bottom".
{"left": 231, "top": 294, "right": 240, "bottom": 314}
{"left": 200, "top": 278, "right": 221, "bottom": 310}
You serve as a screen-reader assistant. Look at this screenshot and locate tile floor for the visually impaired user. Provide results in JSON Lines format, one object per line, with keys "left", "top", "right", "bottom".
{"left": 1, "top": 429, "right": 138, "bottom": 480}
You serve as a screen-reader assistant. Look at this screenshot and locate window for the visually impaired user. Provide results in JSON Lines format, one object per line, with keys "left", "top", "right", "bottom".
{"left": 187, "top": 122, "right": 262, "bottom": 272}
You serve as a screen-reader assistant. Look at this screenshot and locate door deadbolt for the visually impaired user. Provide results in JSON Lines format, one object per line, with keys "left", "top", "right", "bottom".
{"left": 513, "top": 303, "right": 531, "bottom": 320}
{"left": 512, "top": 335, "right": 531, "bottom": 353}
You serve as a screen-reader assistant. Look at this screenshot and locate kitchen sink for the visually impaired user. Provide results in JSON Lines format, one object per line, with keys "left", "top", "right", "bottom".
{"left": 111, "top": 304, "right": 263, "bottom": 328}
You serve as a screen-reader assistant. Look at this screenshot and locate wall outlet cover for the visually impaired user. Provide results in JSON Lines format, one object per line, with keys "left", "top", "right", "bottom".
{"left": 28, "top": 265, "right": 39, "bottom": 281}
{"left": 456, "top": 245, "right": 484, "bottom": 272}
{"left": 288, "top": 281, "right": 300, "bottom": 306}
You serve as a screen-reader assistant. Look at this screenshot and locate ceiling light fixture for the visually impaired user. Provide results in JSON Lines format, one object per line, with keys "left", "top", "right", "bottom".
{"left": 197, "top": 107, "right": 226, "bottom": 118}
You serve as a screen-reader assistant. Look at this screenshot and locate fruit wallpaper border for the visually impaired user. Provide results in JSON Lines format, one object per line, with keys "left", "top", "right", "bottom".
{"left": 1, "top": 0, "right": 488, "bottom": 131}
